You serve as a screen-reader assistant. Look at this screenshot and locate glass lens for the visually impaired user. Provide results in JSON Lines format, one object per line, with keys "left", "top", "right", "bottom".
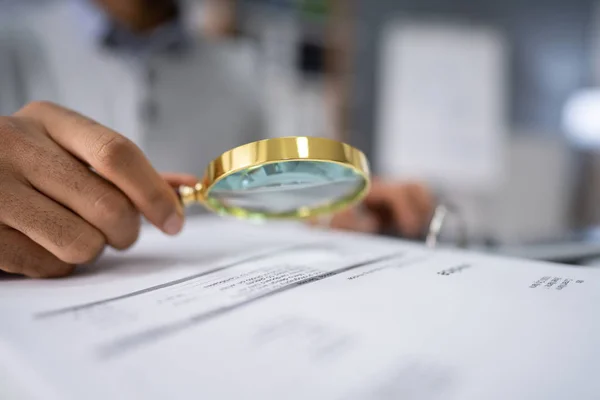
{"left": 205, "top": 161, "right": 366, "bottom": 216}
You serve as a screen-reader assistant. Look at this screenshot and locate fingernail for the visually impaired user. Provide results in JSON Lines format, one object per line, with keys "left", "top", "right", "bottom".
{"left": 163, "top": 212, "right": 184, "bottom": 235}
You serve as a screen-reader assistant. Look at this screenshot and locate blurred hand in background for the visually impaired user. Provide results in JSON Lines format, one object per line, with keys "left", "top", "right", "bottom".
{"left": 313, "top": 179, "right": 435, "bottom": 239}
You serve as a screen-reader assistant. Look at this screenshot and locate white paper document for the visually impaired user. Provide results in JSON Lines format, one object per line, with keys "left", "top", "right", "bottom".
{"left": 1, "top": 216, "right": 600, "bottom": 399}
{"left": 375, "top": 20, "right": 508, "bottom": 193}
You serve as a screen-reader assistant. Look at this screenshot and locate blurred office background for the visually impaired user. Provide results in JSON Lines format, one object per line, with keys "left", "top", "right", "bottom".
{"left": 235, "top": 0, "right": 600, "bottom": 251}
{"left": 5, "top": 0, "right": 600, "bottom": 255}
{"left": 345, "top": 0, "right": 598, "bottom": 250}
{"left": 238, "top": 0, "right": 600, "bottom": 250}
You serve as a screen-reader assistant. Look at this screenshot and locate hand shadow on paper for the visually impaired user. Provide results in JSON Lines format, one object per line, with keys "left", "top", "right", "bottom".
{"left": 0, "top": 250, "right": 243, "bottom": 283}
{"left": 72, "top": 250, "right": 238, "bottom": 279}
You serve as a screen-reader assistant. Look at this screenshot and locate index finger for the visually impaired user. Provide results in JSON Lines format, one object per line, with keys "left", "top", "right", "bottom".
{"left": 16, "top": 102, "right": 184, "bottom": 235}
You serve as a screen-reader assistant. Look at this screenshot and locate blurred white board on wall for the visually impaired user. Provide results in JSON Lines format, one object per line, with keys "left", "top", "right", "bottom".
{"left": 375, "top": 19, "right": 508, "bottom": 193}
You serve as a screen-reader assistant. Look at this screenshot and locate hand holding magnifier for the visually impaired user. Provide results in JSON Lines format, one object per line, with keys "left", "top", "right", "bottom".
{"left": 176, "top": 136, "right": 371, "bottom": 220}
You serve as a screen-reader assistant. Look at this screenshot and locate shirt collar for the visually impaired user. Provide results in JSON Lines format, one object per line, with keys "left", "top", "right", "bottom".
{"left": 72, "top": 0, "right": 191, "bottom": 56}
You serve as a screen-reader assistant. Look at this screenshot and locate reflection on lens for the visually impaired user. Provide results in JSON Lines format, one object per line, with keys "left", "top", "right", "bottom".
{"left": 206, "top": 161, "right": 365, "bottom": 215}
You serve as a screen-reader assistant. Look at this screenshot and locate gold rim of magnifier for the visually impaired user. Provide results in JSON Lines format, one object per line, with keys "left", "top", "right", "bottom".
{"left": 179, "top": 136, "right": 371, "bottom": 220}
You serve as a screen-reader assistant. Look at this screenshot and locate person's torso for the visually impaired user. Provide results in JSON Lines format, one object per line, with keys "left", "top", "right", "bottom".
{"left": 1, "top": 0, "right": 261, "bottom": 177}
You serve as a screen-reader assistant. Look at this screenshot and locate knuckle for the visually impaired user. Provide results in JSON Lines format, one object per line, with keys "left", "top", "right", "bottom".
{"left": 94, "top": 190, "right": 141, "bottom": 250}
{"left": 0, "top": 116, "right": 23, "bottom": 145}
{"left": 112, "top": 223, "right": 140, "bottom": 250}
{"left": 94, "top": 190, "right": 135, "bottom": 223}
{"left": 56, "top": 226, "right": 105, "bottom": 265}
{"left": 18, "top": 100, "right": 56, "bottom": 115}
{"left": 92, "top": 134, "right": 135, "bottom": 171}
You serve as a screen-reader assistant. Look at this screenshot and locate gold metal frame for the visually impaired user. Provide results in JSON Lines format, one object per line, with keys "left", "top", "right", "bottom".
{"left": 178, "top": 136, "right": 371, "bottom": 220}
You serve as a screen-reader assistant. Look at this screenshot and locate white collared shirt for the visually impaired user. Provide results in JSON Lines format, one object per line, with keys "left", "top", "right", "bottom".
{"left": 0, "top": 0, "right": 265, "bottom": 176}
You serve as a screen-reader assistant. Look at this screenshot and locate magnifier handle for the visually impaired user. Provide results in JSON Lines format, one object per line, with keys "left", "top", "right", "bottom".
{"left": 176, "top": 183, "right": 204, "bottom": 206}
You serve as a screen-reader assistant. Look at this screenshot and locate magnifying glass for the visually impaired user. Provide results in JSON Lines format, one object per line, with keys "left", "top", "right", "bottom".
{"left": 176, "top": 136, "right": 370, "bottom": 220}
